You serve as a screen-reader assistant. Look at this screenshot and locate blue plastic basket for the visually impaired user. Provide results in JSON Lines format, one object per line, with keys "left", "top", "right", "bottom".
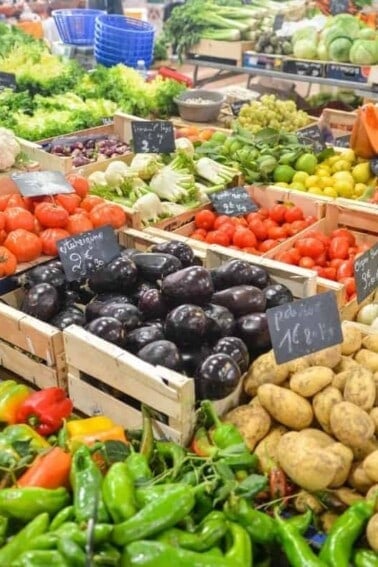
{"left": 52, "top": 9, "right": 105, "bottom": 45}
{"left": 94, "top": 14, "right": 154, "bottom": 68}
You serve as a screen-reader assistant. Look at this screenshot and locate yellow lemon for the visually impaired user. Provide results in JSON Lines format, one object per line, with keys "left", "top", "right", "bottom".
{"left": 354, "top": 183, "right": 367, "bottom": 196}
{"left": 352, "top": 162, "right": 371, "bottom": 184}
{"left": 323, "top": 187, "right": 338, "bottom": 198}
{"left": 332, "top": 171, "right": 355, "bottom": 185}
{"left": 305, "top": 175, "right": 320, "bottom": 189}
{"left": 333, "top": 180, "right": 354, "bottom": 198}
{"left": 308, "top": 187, "right": 323, "bottom": 195}
{"left": 318, "top": 176, "right": 334, "bottom": 188}
{"left": 331, "top": 159, "right": 352, "bottom": 173}
{"left": 340, "top": 149, "right": 356, "bottom": 162}
{"left": 292, "top": 171, "right": 309, "bottom": 185}
{"left": 316, "top": 168, "right": 331, "bottom": 177}
{"left": 290, "top": 182, "right": 306, "bottom": 192}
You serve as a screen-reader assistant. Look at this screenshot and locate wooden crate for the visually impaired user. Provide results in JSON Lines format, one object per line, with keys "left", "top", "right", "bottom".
{"left": 265, "top": 202, "right": 378, "bottom": 307}
{"left": 0, "top": 288, "right": 66, "bottom": 389}
{"left": 321, "top": 109, "right": 357, "bottom": 137}
{"left": 21, "top": 121, "right": 133, "bottom": 175}
{"left": 187, "top": 40, "right": 254, "bottom": 66}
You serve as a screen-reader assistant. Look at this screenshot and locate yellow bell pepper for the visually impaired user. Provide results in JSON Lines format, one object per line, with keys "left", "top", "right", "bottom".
{"left": 67, "top": 416, "right": 127, "bottom": 451}
{"left": 0, "top": 382, "right": 31, "bottom": 424}
{"left": 66, "top": 416, "right": 115, "bottom": 438}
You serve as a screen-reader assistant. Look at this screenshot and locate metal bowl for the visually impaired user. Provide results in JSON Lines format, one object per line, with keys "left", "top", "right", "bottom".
{"left": 174, "top": 89, "right": 224, "bottom": 123}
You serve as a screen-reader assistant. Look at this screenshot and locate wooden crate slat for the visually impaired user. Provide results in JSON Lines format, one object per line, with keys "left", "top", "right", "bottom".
{"left": 0, "top": 340, "right": 60, "bottom": 389}
{"left": 326, "top": 201, "right": 378, "bottom": 236}
{"left": 316, "top": 277, "right": 346, "bottom": 308}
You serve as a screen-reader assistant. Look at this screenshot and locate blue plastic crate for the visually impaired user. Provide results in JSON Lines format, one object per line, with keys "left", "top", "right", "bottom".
{"left": 53, "top": 9, "right": 105, "bottom": 46}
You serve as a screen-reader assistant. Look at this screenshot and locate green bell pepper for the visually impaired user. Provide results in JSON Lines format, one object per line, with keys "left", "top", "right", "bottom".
{"left": 102, "top": 462, "right": 136, "bottom": 523}
{"left": 0, "top": 487, "right": 69, "bottom": 521}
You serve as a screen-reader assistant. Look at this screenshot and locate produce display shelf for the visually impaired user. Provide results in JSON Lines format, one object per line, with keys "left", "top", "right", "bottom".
{"left": 185, "top": 59, "right": 378, "bottom": 96}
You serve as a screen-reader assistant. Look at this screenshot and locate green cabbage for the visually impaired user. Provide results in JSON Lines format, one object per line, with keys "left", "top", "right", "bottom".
{"left": 358, "top": 27, "right": 376, "bottom": 40}
{"left": 293, "top": 39, "right": 318, "bottom": 60}
{"left": 292, "top": 26, "right": 318, "bottom": 44}
{"left": 349, "top": 39, "right": 378, "bottom": 65}
{"left": 317, "top": 42, "right": 328, "bottom": 61}
{"left": 328, "top": 37, "right": 353, "bottom": 62}
{"left": 321, "top": 19, "right": 361, "bottom": 47}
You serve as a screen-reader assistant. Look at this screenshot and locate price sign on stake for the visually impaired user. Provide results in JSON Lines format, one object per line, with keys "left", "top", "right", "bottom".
{"left": 334, "top": 134, "right": 350, "bottom": 148}
{"left": 11, "top": 171, "right": 75, "bottom": 198}
{"left": 131, "top": 120, "right": 175, "bottom": 154}
{"left": 231, "top": 100, "right": 250, "bottom": 117}
{"left": 209, "top": 187, "right": 258, "bottom": 217}
{"left": 57, "top": 225, "right": 121, "bottom": 282}
{"left": 296, "top": 125, "right": 326, "bottom": 153}
{"left": 267, "top": 292, "right": 343, "bottom": 364}
{"left": 354, "top": 243, "right": 378, "bottom": 304}
{"left": 0, "top": 72, "right": 16, "bottom": 91}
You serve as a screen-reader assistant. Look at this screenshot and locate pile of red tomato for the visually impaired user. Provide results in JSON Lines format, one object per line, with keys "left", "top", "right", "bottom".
{"left": 191, "top": 204, "right": 316, "bottom": 253}
{"left": 0, "top": 174, "right": 127, "bottom": 278}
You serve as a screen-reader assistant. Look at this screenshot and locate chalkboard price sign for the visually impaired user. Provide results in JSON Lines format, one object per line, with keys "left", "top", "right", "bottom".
{"left": 209, "top": 187, "right": 258, "bottom": 217}
{"left": 273, "top": 14, "right": 284, "bottom": 31}
{"left": 231, "top": 100, "right": 250, "bottom": 116}
{"left": 11, "top": 171, "right": 75, "bottom": 198}
{"left": 267, "top": 291, "right": 343, "bottom": 364}
{"left": 354, "top": 243, "right": 378, "bottom": 304}
{"left": 131, "top": 121, "right": 175, "bottom": 154}
{"left": 330, "top": 0, "right": 349, "bottom": 15}
{"left": 334, "top": 134, "right": 350, "bottom": 148}
{"left": 57, "top": 225, "right": 121, "bottom": 282}
{"left": 296, "top": 125, "right": 326, "bottom": 153}
{"left": 0, "top": 72, "right": 16, "bottom": 91}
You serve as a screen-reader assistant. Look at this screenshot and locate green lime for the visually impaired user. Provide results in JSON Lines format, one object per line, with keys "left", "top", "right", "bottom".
{"left": 295, "top": 153, "right": 318, "bottom": 175}
{"left": 273, "top": 165, "right": 295, "bottom": 183}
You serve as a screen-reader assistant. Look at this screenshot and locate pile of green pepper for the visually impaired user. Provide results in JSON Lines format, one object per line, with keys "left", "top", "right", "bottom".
{"left": 0, "top": 403, "right": 376, "bottom": 567}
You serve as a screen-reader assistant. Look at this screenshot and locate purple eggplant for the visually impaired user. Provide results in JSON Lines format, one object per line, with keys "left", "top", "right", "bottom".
{"left": 21, "top": 283, "right": 60, "bottom": 322}
{"left": 24, "top": 265, "right": 65, "bottom": 290}
{"left": 165, "top": 304, "right": 208, "bottom": 346}
{"left": 211, "top": 259, "right": 257, "bottom": 290}
{"left": 195, "top": 353, "right": 241, "bottom": 400}
{"left": 150, "top": 241, "right": 195, "bottom": 267}
{"left": 162, "top": 266, "right": 214, "bottom": 306}
{"left": 124, "top": 325, "right": 165, "bottom": 353}
{"left": 85, "top": 294, "right": 132, "bottom": 322}
{"left": 213, "top": 336, "right": 250, "bottom": 374}
{"left": 98, "top": 302, "right": 141, "bottom": 331}
{"left": 181, "top": 345, "right": 212, "bottom": 377}
{"left": 130, "top": 281, "right": 158, "bottom": 305}
{"left": 121, "top": 248, "right": 140, "bottom": 260}
{"left": 132, "top": 253, "right": 182, "bottom": 283}
{"left": 51, "top": 308, "right": 85, "bottom": 330}
{"left": 236, "top": 312, "right": 271, "bottom": 352}
{"left": 212, "top": 285, "right": 266, "bottom": 317}
{"left": 138, "top": 289, "right": 168, "bottom": 319}
{"left": 86, "top": 316, "right": 123, "bottom": 346}
{"left": 203, "top": 303, "right": 235, "bottom": 341}
{"left": 137, "top": 340, "right": 182, "bottom": 372}
{"left": 263, "top": 283, "right": 293, "bottom": 309}
{"left": 88, "top": 257, "right": 138, "bottom": 293}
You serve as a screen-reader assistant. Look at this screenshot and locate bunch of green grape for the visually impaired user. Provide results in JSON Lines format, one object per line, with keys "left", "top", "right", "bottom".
{"left": 236, "top": 95, "right": 310, "bottom": 133}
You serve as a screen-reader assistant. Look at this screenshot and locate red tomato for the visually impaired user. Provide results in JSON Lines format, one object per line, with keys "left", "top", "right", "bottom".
{"left": 245, "top": 212, "right": 260, "bottom": 224}
{"left": 214, "top": 215, "right": 232, "bottom": 229}
{"left": 336, "top": 259, "right": 354, "bottom": 280}
{"left": 313, "top": 251, "right": 327, "bottom": 267}
{"left": 66, "top": 213, "right": 94, "bottom": 235}
{"left": 305, "top": 230, "right": 331, "bottom": 248}
{"left": 191, "top": 228, "right": 207, "bottom": 237}
{"left": 4, "top": 207, "right": 35, "bottom": 233}
{"left": 232, "top": 217, "right": 248, "bottom": 227}
{"left": 0, "top": 246, "right": 17, "bottom": 276}
{"left": 90, "top": 203, "right": 126, "bottom": 229}
{"left": 258, "top": 208, "right": 269, "bottom": 219}
{"left": 6, "top": 194, "right": 28, "bottom": 209}
{"left": 35, "top": 203, "right": 69, "bottom": 229}
{"left": 4, "top": 229, "right": 42, "bottom": 263}
{"left": 55, "top": 193, "right": 81, "bottom": 214}
{"left": 304, "top": 215, "right": 317, "bottom": 227}
{"left": 195, "top": 210, "right": 216, "bottom": 231}
{"left": 269, "top": 204, "right": 287, "bottom": 224}
{"left": 81, "top": 196, "right": 105, "bottom": 212}
{"left": 289, "top": 220, "right": 307, "bottom": 235}
{"left": 339, "top": 276, "right": 356, "bottom": 297}
{"left": 258, "top": 239, "right": 277, "bottom": 253}
{"left": 268, "top": 226, "right": 287, "bottom": 240}
{"left": 295, "top": 238, "right": 325, "bottom": 259}
{"left": 0, "top": 212, "right": 4, "bottom": 231}
{"left": 243, "top": 246, "right": 260, "bottom": 255}
{"left": 317, "top": 266, "right": 337, "bottom": 280}
{"left": 331, "top": 228, "right": 356, "bottom": 246}
{"left": 0, "top": 195, "right": 11, "bottom": 211}
{"left": 66, "top": 174, "right": 89, "bottom": 199}
{"left": 284, "top": 206, "right": 304, "bottom": 223}
{"left": 191, "top": 233, "right": 206, "bottom": 241}
{"left": 40, "top": 228, "right": 70, "bottom": 256}
{"left": 275, "top": 251, "right": 296, "bottom": 265}
{"left": 205, "top": 231, "right": 230, "bottom": 246}
{"left": 248, "top": 218, "right": 268, "bottom": 241}
{"left": 329, "top": 237, "right": 350, "bottom": 260}
{"left": 289, "top": 248, "right": 301, "bottom": 264}
{"left": 281, "top": 223, "right": 293, "bottom": 237}
{"left": 329, "top": 258, "right": 344, "bottom": 270}
{"left": 218, "top": 222, "right": 235, "bottom": 239}
{"left": 233, "top": 228, "right": 257, "bottom": 249}
{"left": 348, "top": 246, "right": 358, "bottom": 257}
{"left": 299, "top": 256, "right": 315, "bottom": 269}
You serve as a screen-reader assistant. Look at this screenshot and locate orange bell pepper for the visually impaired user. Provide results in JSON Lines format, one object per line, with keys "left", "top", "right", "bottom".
{"left": 17, "top": 447, "right": 72, "bottom": 489}
{"left": 0, "top": 381, "right": 31, "bottom": 424}
{"left": 66, "top": 416, "right": 128, "bottom": 451}
{"left": 66, "top": 416, "right": 114, "bottom": 438}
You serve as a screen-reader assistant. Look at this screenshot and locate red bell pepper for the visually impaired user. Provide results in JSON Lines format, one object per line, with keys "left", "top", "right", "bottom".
{"left": 16, "top": 387, "right": 73, "bottom": 436}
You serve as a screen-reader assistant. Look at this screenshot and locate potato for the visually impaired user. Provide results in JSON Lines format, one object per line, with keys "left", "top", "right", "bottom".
{"left": 352, "top": 438, "right": 378, "bottom": 461}
{"left": 313, "top": 386, "right": 343, "bottom": 434}
{"left": 307, "top": 344, "right": 342, "bottom": 369}
{"left": 374, "top": 372, "right": 378, "bottom": 405}
{"left": 363, "top": 450, "right": 378, "bottom": 483}
{"left": 257, "top": 384, "right": 313, "bottom": 430}
{"left": 286, "top": 357, "right": 310, "bottom": 374}
{"left": 249, "top": 396, "right": 263, "bottom": 409}
{"left": 277, "top": 432, "right": 341, "bottom": 491}
{"left": 362, "top": 335, "right": 378, "bottom": 353}
{"left": 297, "top": 428, "right": 334, "bottom": 448}
{"left": 355, "top": 349, "right": 378, "bottom": 373}
{"left": 294, "top": 491, "right": 323, "bottom": 514}
{"left": 371, "top": 408, "right": 378, "bottom": 434}
{"left": 334, "top": 355, "right": 360, "bottom": 374}
{"left": 254, "top": 425, "right": 287, "bottom": 473}
{"left": 341, "top": 323, "right": 362, "bottom": 356}
{"left": 223, "top": 404, "right": 271, "bottom": 451}
{"left": 366, "top": 514, "right": 378, "bottom": 552}
{"left": 332, "top": 371, "right": 348, "bottom": 392}
{"left": 366, "top": 484, "right": 378, "bottom": 512}
{"left": 333, "top": 487, "right": 364, "bottom": 506}
{"left": 330, "top": 402, "right": 375, "bottom": 448}
{"left": 289, "top": 366, "right": 334, "bottom": 398}
{"left": 348, "top": 462, "right": 373, "bottom": 494}
{"left": 344, "top": 366, "right": 376, "bottom": 411}
{"left": 326, "top": 443, "right": 354, "bottom": 487}
{"left": 244, "top": 351, "right": 290, "bottom": 397}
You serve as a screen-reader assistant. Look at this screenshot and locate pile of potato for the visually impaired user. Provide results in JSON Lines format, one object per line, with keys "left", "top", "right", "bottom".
{"left": 224, "top": 322, "right": 378, "bottom": 550}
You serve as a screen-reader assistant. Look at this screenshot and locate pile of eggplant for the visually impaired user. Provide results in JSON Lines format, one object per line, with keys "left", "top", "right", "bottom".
{"left": 19, "top": 241, "right": 294, "bottom": 401}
